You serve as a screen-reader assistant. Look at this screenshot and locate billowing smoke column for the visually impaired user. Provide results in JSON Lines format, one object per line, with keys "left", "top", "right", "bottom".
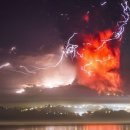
{"left": 76, "top": 0, "right": 130, "bottom": 94}
{"left": 65, "top": 0, "right": 130, "bottom": 94}
{"left": 77, "top": 30, "right": 121, "bottom": 94}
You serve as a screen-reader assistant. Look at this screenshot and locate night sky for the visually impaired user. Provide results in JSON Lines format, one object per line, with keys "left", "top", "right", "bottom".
{"left": 0, "top": 0, "right": 130, "bottom": 103}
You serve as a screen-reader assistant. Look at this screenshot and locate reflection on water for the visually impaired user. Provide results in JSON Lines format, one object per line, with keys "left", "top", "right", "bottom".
{"left": 0, "top": 125, "right": 130, "bottom": 130}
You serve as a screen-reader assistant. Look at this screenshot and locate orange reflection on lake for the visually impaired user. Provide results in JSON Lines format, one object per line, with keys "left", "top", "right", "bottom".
{"left": 83, "top": 125, "right": 122, "bottom": 130}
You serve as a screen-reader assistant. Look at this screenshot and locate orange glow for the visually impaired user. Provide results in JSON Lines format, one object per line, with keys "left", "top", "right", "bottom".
{"left": 83, "top": 125, "right": 122, "bottom": 130}
{"left": 77, "top": 30, "right": 122, "bottom": 94}
{"left": 83, "top": 14, "right": 89, "bottom": 23}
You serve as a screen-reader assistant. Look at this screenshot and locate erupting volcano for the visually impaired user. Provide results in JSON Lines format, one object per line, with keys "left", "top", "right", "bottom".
{"left": 0, "top": 0, "right": 130, "bottom": 97}
{"left": 77, "top": 30, "right": 122, "bottom": 94}
{"left": 63, "top": 0, "right": 130, "bottom": 95}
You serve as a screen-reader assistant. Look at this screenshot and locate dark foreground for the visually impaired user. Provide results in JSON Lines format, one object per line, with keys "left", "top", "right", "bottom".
{"left": 1, "top": 105, "right": 130, "bottom": 122}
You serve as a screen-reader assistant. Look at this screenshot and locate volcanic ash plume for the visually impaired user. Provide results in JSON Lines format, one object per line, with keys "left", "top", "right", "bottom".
{"left": 77, "top": 30, "right": 122, "bottom": 94}
{"left": 68, "top": 0, "right": 130, "bottom": 95}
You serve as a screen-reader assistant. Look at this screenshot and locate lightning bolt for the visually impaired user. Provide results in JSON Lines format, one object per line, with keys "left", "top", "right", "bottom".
{"left": 30, "top": 50, "right": 65, "bottom": 71}
{"left": 6, "top": 33, "right": 77, "bottom": 75}
{"left": 9, "top": 46, "right": 17, "bottom": 54}
{"left": 65, "top": 33, "right": 78, "bottom": 58}
{"left": 29, "top": 33, "right": 78, "bottom": 72}
{"left": 102, "top": 0, "right": 130, "bottom": 43}
{"left": 19, "top": 65, "right": 36, "bottom": 74}
{"left": 0, "top": 62, "right": 11, "bottom": 69}
{"left": 100, "top": 1, "right": 107, "bottom": 6}
{"left": 95, "top": 0, "right": 130, "bottom": 51}
{"left": 76, "top": 0, "right": 130, "bottom": 94}
{"left": 0, "top": 62, "right": 28, "bottom": 75}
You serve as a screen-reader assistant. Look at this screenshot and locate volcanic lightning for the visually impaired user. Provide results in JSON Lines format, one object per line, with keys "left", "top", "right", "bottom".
{"left": 1, "top": 0, "right": 129, "bottom": 94}
{"left": 76, "top": 0, "right": 130, "bottom": 94}
{"left": 47, "top": 0, "right": 130, "bottom": 94}
{"left": 9, "top": 46, "right": 17, "bottom": 54}
{"left": 100, "top": 1, "right": 107, "bottom": 6}
{"left": 0, "top": 62, "right": 11, "bottom": 69}
{"left": 65, "top": 32, "right": 78, "bottom": 58}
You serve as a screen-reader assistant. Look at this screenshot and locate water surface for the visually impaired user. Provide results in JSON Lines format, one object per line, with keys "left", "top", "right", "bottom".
{"left": 0, "top": 125, "right": 130, "bottom": 130}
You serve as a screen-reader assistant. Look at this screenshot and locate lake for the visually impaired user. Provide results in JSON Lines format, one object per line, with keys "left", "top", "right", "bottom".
{"left": 0, "top": 125, "right": 130, "bottom": 130}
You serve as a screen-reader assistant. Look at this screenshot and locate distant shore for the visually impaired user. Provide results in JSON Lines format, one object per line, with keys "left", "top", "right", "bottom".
{"left": 0, "top": 121, "right": 130, "bottom": 126}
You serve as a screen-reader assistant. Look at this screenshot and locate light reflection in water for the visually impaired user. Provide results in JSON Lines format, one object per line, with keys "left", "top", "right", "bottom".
{"left": 83, "top": 125, "right": 122, "bottom": 130}
{"left": 1, "top": 125, "right": 130, "bottom": 130}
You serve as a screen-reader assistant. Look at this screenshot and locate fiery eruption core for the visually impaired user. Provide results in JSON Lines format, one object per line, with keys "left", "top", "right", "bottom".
{"left": 65, "top": 0, "right": 130, "bottom": 95}
{"left": 77, "top": 30, "right": 122, "bottom": 94}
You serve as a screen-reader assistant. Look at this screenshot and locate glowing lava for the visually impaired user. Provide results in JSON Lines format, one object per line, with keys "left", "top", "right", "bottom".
{"left": 77, "top": 30, "right": 122, "bottom": 94}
